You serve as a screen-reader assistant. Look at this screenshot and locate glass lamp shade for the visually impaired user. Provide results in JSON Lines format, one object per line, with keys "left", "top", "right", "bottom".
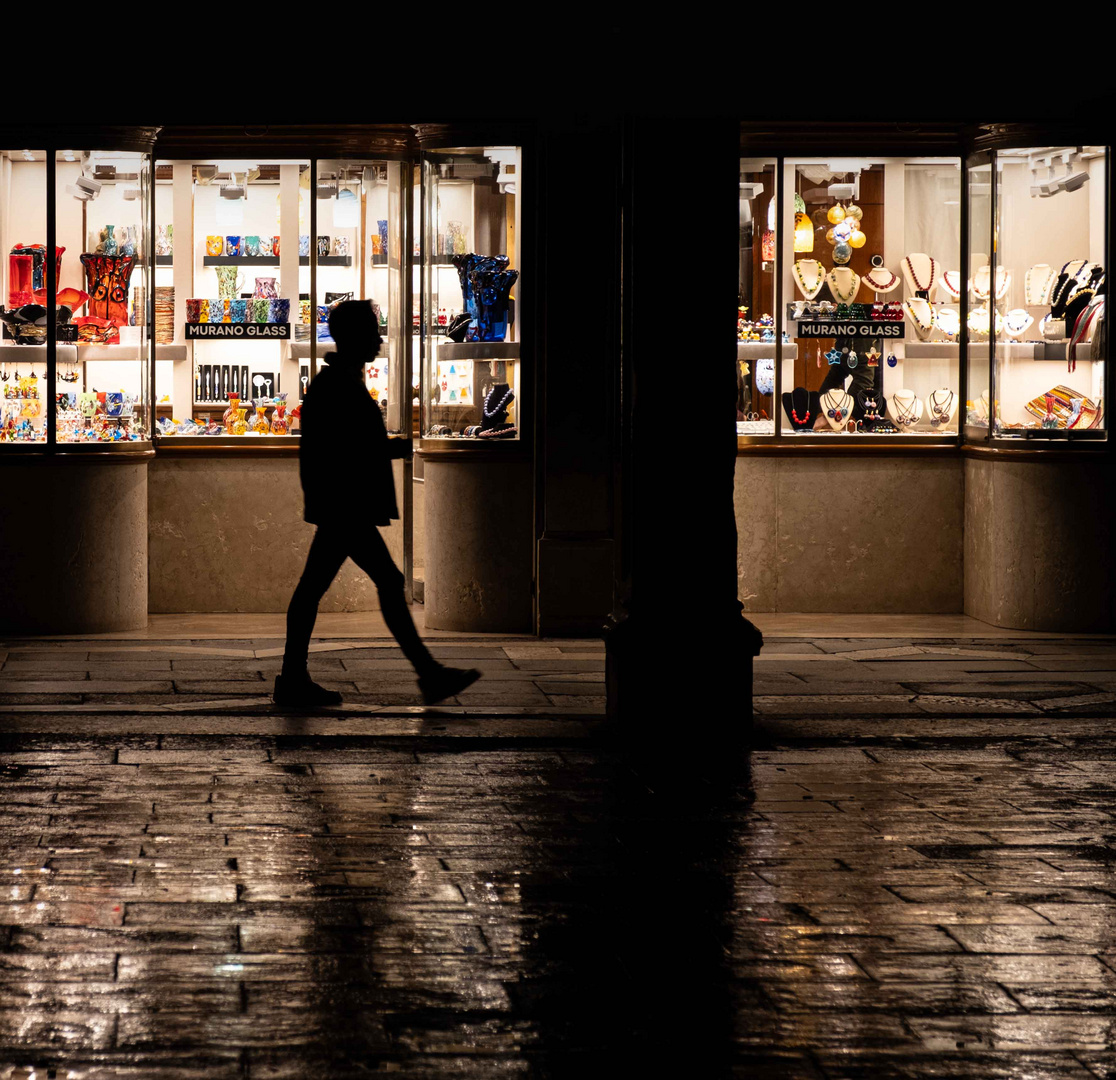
{"left": 793, "top": 212, "right": 813, "bottom": 253}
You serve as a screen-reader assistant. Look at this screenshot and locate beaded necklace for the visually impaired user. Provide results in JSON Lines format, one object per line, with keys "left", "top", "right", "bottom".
{"left": 939, "top": 271, "right": 964, "bottom": 298}
{"left": 904, "top": 255, "right": 936, "bottom": 293}
{"left": 902, "top": 298, "right": 935, "bottom": 333}
{"left": 863, "top": 268, "right": 899, "bottom": 293}
{"left": 936, "top": 308, "right": 961, "bottom": 340}
{"left": 1002, "top": 309, "right": 1033, "bottom": 338}
{"left": 483, "top": 386, "right": 514, "bottom": 419}
{"left": 1024, "top": 264, "right": 1055, "bottom": 305}
{"left": 794, "top": 260, "right": 826, "bottom": 299}
{"left": 827, "top": 268, "right": 860, "bottom": 303}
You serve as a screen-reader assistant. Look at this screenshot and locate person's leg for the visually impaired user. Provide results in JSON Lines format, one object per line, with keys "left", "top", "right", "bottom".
{"left": 283, "top": 528, "right": 348, "bottom": 678}
{"left": 347, "top": 529, "right": 438, "bottom": 676}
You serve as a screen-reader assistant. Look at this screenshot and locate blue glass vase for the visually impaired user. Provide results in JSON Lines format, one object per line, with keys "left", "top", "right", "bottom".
{"left": 451, "top": 253, "right": 509, "bottom": 337}
{"left": 469, "top": 268, "right": 519, "bottom": 342}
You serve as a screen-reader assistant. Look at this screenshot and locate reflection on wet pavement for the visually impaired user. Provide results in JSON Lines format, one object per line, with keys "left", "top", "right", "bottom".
{"left": 7, "top": 719, "right": 1116, "bottom": 1072}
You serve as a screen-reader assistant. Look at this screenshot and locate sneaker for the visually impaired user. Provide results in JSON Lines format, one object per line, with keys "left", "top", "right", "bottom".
{"left": 418, "top": 665, "right": 481, "bottom": 705}
{"left": 273, "top": 673, "right": 343, "bottom": 707}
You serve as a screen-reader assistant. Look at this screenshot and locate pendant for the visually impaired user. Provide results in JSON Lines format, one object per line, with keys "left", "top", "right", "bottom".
{"left": 846, "top": 351, "right": 858, "bottom": 369}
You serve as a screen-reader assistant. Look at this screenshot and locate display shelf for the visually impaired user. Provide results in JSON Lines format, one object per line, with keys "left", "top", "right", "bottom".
{"left": 0, "top": 345, "right": 77, "bottom": 361}
{"left": 738, "top": 341, "right": 797, "bottom": 360}
{"left": 437, "top": 341, "right": 519, "bottom": 360}
{"left": 201, "top": 256, "right": 353, "bottom": 267}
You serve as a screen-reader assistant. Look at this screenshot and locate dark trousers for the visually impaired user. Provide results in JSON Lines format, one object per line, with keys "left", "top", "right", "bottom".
{"left": 284, "top": 525, "right": 434, "bottom": 676}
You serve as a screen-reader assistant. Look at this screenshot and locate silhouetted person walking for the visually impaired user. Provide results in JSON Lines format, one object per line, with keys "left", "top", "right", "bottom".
{"left": 276, "top": 300, "right": 480, "bottom": 707}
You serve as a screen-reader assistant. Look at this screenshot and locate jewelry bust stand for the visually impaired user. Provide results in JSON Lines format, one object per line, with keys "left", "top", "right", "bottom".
{"left": 825, "top": 266, "right": 860, "bottom": 303}
{"left": 1003, "top": 309, "right": 1034, "bottom": 339}
{"left": 972, "top": 265, "right": 1010, "bottom": 302}
{"left": 1024, "top": 264, "right": 1056, "bottom": 306}
{"left": 820, "top": 387, "right": 854, "bottom": 431}
{"left": 793, "top": 260, "right": 827, "bottom": 300}
{"left": 939, "top": 270, "right": 966, "bottom": 300}
{"left": 926, "top": 387, "right": 958, "bottom": 429}
{"left": 781, "top": 386, "right": 819, "bottom": 432}
{"left": 889, "top": 389, "right": 924, "bottom": 428}
{"left": 902, "top": 253, "right": 937, "bottom": 300}
{"left": 902, "top": 297, "right": 936, "bottom": 341}
{"left": 863, "top": 254, "right": 900, "bottom": 295}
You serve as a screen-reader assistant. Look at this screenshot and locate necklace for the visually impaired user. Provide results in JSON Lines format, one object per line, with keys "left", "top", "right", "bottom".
{"left": 793, "top": 260, "right": 826, "bottom": 299}
{"left": 483, "top": 387, "right": 514, "bottom": 419}
{"left": 891, "top": 391, "right": 921, "bottom": 426}
{"left": 822, "top": 389, "right": 851, "bottom": 424}
{"left": 904, "top": 255, "right": 936, "bottom": 294}
{"left": 863, "top": 268, "right": 899, "bottom": 293}
{"left": 972, "top": 266, "right": 1009, "bottom": 301}
{"left": 936, "top": 308, "right": 960, "bottom": 340}
{"left": 902, "top": 298, "right": 935, "bottom": 334}
{"left": 928, "top": 389, "right": 955, "bottom": 427}
{"left": 1025, "top": 264, "right": 1055, "bottom": 305}
{"left": 826, "top": 268, "right": 860, "bottom": 303}
{"left": 1003, "top": 309, "right": 1034, "bottom": 338}
{"left": 939, "top": 271, "right": 965, "bottom": 299}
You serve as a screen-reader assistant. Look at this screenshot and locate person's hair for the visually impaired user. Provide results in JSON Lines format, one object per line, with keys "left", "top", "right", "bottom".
{"left": 328, "top": 300, "right": 380, "bottom": 351}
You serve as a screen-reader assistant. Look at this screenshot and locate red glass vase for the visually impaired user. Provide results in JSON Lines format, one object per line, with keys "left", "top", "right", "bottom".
{"left": 80, "top": 253, "right": 137, "bottom": 326}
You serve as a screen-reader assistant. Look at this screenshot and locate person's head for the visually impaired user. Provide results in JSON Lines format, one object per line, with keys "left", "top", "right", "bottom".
{"left": 328, "top": 300, "right": 381, "bottom": 358}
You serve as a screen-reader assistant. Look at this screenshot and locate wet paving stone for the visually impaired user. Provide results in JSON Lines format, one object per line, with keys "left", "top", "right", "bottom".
{"left": 4, "top": 634, "right": 1116, "bottom": 1072}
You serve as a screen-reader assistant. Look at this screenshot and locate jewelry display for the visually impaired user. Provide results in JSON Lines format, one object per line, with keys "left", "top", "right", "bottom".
{"left": 782, "top": 387, "right": 816, "bottom": 431}
{"left": 793, "top": 260, "right": 827, "bottom": 300}
{"left": 902, "top": 297, "right": 935, "bottom": 340}
{"left": 939, "top": 271, "right": 966, "bottom": 299}
{"left": 902, "top": 253, "right": 937, "bottom": 299}
{"left": 887, "top": 353, "right": 897, "bottom": 368}
{"left": 936, "top": 307, "right": 961, "bottom": 340}
{"left": 862, "top": 266, "right": 900, "bottom": 294}
{"left": 889, "top": 389, "right": 923, "bottom": 427}
{"left": 825, "top": 347, "right": 843, "bottom": 366}
{"left": 864, "top": 347, "right": 880, "bottom": 367}
{"left": 1024, "top": 264, "right": 1056, "bottom": 305}
{"left": 846, "top": 350, "right": 858, "bottom": 369}
{"left": 821, "top": 388, "right": 854, "bottom": 431}
{"left": 1040, "top": 313, "right": 1067, "bottom": 341}
{"left": 927, "top": 388, "right": 957, "bottom": 428}
{"left": 1003, "top": 309, "right": 1034, "bottom": 339}
{"left": 967, "top": 306, "right": 1001, "bottom": 338}
{"left": 972, "top": 265, "right": 1010, "bottom": 301}
{"left": 825, "top": 267, "right": 860, "bottom": 303}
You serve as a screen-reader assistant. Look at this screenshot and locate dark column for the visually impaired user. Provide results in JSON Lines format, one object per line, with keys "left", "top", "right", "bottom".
{"left": 606, "top": 116, "right": 762, "bottom": 742}
{"left": 533, "top": 115, "right": 622, "bottom": 635}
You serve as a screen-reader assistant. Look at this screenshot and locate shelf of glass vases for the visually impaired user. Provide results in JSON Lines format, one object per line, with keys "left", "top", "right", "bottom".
{"left": 202, "top": 255, "right": 353, "bottom": 267}
{"left": 738, "top": 342, "right": 797, "bottom": 360}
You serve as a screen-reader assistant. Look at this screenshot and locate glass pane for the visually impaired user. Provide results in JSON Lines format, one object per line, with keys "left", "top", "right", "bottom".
{"left": 1, "top": 148, "right": 48, "bottom": 443}
{"left": 737, "top": 157, "right": 776, "bottom": 436}
{"left": 783, "top": 156, "right": 962, "bottom": 437}
{"left": 58, "top": 149, "right": 150, "bottom": 443}
{"left": 966, "top": 161, "right": 992, "bottom": 435}
{"left": 312, "top": 159, "right": 407, "bottom": 434}
{"left": 993, "top": 146, "right": 1106, "bottom": 439}
{"left": 154, "top": 158, "right": 306, "bottom": 437}
{"left": 421, "top": 146, "right": 521, "bottom": 440}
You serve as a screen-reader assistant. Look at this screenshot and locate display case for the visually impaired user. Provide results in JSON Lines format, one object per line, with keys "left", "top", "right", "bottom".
{"left": 2, "top": 146, "right": 152, "bottom": 446}
{"left": 966, "top": 144, "right": 1108, "bottom": 442}
{"left": 740, "top": 153, "right": 965, "bottom": 443}
{"left": 420, "top": 145, "right": 521, "bottom": 442}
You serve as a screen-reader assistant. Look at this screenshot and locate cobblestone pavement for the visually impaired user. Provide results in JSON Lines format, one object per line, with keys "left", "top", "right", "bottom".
{"left": 3, "top": 633, "right": 1116, "bottom": 1076}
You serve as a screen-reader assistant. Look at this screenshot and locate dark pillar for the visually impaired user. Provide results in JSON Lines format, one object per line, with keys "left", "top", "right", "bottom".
{"left": 606, "top": 116, "right": 762, "bottom": 743}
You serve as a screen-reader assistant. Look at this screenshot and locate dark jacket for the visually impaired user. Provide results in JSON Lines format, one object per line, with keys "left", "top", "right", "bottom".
{"left": 299, "top": 353, "right": 401, "bottom": 528}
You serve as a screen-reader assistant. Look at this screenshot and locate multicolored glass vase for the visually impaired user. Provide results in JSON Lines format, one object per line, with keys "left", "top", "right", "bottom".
{"left": 270, "top": 395, "right": 289, "bottom": 435}
{"left": 451, "top": 253, "right": 509, "bottom": 336}
{"left": 250, "top": 403, "right": 269, "bottom": 434}
{"left": 80, "top": 253, "right": 137, "bottom": 326}
{"left": 222, "top": 393, "right": 241, "bottom": 429}
{"left": 232, "top": 407, "right": 248, "bottom": 436}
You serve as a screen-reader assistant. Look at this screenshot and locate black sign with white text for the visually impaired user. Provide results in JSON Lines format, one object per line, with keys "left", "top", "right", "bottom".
{"left": 185, "top": 323, "right": 291, "bottom": 340}
{"left": 797, "top": 321, "right": 904, "bottom": 339}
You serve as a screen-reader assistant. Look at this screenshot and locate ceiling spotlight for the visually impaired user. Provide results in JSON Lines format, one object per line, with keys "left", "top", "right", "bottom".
{"left": 219, "top": 171, "right": 246, "bottom": 199}
{"left": 315, "top": 176, "right": 338, "bottom": 200}
{"left": 497, "top": 167, "right": 516, "bottom": 195}
{"left": 21, "top": 149, "right": 34, "bottom": 161}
